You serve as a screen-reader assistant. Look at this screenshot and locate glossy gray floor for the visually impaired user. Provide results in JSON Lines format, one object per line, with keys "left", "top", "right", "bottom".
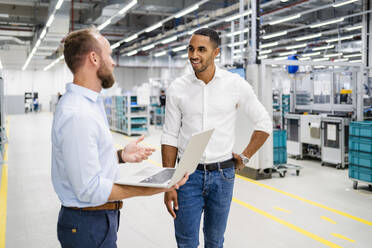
{"left": 5, "top": 113, "right": 372, "bottom": 248}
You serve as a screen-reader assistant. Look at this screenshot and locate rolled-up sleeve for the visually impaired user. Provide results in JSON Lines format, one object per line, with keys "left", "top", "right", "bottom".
{"left": 161, "top": 84, "right": 181, "bottom": 147}
{"left": 60, "top": 111, "right": 113, "bottom": 206}
{"left": 238, "top": 78, "right": 272, "bottom": 135}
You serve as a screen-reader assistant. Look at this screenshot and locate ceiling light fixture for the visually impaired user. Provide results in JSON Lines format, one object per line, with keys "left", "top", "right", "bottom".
{"left": 154, "top": 51, "right": 167, "bottom": 57}
{"left": 126, "top": 50, "right": 138, "bottom": 56}
{"left": 226, "top": 28, "right": 250, "bottom": 37}
{"left": 161, "top": 36, "right": 178, "bottom": 44}
{"left": 145, "top": 22, "right": 163, "bottom": 33}
{"left": 279, "top": 50, "right": 297, "bottom": 56}
{"left": 286, "top": 43, "right": 307, "bottom": 50}
{"left": 119, "top": 0, "right": 138, "bottom": 14}
{"left": 324, "top": 53, "right": 343, "bottom": 57}
{"left": 172, "top": 45, "right": 187, "bottom": 52}
{"left": 313, "top": 57, "right": 329, "bottom": 62}
{"left": 312, "top": 45, "right": 334, "bottom": 51}
{"left": 261, "top": 42, "right": 278, "bottom": 48}
{"left": 175, "top": 4, "right": 199, "bottom": 18}
{"left": 310, "top": 18, "right": 344, "bottom": 28}
{"left": 124, "top": 34, "right": 138, "bottom": 43}
{"left": 259, "top": 49, "right": 272, "bottom": 55}
{"left": 295, "top": 33, "right": 322, "bottom": 41}
{"left": 333, "top": 0, "right": 358, "bottom": 8}
{"left": 55, "top": 0, "right": 64, "bottom": 10}
{"left": 325, "top": 35, "right": 354, "bottom": 43}
{"left": 142, "top": 44, "right": 155, "bottom": 51}
{"left": 262, "top": 31, "right": 288, "bottom": 39}
{"left": 346, "top": 25, "right": 362, "bottom": 31}
{"left": 224, "top": 10, "right": 252, "bottom": 22}
{"left": 344, "top": 53, "right": 362, "bottom": 58}
{"left": 110, "top": 42, "right": 120, "bottom": 49}
{"left": 269, "top": 14, "right": 301, "bottom": 25}
{"left": 302, "top": 52, "right": 321, "bottom": 57}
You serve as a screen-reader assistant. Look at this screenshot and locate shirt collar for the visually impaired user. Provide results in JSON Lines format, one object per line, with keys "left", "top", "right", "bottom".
{"left": 66, "top": 83, "right": 100, "bottom": 102}
{"left": 189, "top": 65, "right": 223, "bottom": 83}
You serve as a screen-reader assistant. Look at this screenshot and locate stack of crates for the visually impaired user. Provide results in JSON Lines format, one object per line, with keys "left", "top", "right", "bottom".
{"left": 349, "top": 121, "right": 372, "bottom": 188}
{"left": 282, "top": 95, "right": 290, "bottom": 113}
{"left": 273, "top": 130, "right": 287, "bottom": 165}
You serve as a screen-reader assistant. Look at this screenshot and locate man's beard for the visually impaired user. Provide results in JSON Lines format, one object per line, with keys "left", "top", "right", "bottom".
{"left": 97, "top": 62, "right": 115, "bottom": 89}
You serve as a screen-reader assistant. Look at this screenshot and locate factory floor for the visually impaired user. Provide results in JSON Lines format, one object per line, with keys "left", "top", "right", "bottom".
{"left": 2, "top": 112, "right": 372, "bottom": 248}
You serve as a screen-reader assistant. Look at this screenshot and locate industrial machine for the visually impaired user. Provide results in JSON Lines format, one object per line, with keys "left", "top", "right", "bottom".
{"left": 285, "top": 113, "right": 302, "bottom": 159}
{"left": 320, "top": 116, "right": 350, "bottom": 169}
{"left": 300, "top": 114, "right": 322, "bottom": 159}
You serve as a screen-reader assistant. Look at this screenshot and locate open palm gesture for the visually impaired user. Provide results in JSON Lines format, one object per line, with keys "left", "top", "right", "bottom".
{"left": 121, "top": 135, "right": 156, "bottom": 163}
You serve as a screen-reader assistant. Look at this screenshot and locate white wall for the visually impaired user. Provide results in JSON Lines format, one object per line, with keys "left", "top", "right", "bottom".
{"left": 3, "top": 63, "right": 72, "bottom": 111}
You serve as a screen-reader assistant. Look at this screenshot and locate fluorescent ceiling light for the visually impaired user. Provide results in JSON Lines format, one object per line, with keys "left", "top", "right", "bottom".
{"left": 314, "top": 66, "right": 327, "bottom": 69}
{"left": 35, "top": 39, "right": 41, "bottom": 48}
{"left": 46, "top": 14, "right": 55, "bottom": 27}
{"left": 312, "top": 45, "right": 334, "bottom": 51}
{"left": 224, "top": 10, "right": 252, "bottom": 22}
{"left": 43, "top": 55, "right": 64, "bottom": 71}
{"left": 344, "top": 53, "right": 362, "bottom": 58}
{"left": 302, "top": 52, "right": 321, "bottom": 57}
{"left": 55, "top": 0, "right": 64, "bottom": 10}
{"left": 97, "top": 19, "right": 111, "bottom": 31}
{"left": 127, "top": 50, "right": 138, "bottom": 56}
{"left": 175, "top": 4, "right": 199, "bottom": 18}
{"left": 259, "top": 49, "right": 272, "bottom": 55}
{"left": 228, "top": 40, "right": 247, "bottom": 47}
{"left": 119, "top": 0, "right": 138, "bottom": 15}
{"left": 111, "top": 42, "right": 120, "bottom": 49}
{"left": 334, "top": 58, "right": 349, "bottom": 62}
{"left": 313, "top": 57, "right": 329, "bottom": 62}
{"left": 0, "top": 57, "right": 3, "bottom": 70}
{"left": 279, "top": 50, "right": 297, "bottom": 56}
{"left": 261, "top": 42, "right": 278, "bottom": 48}
{"left": 295, "top": 33, "right": 322, "bottom": 41}
{"left": 40, "top": 28, "right": 47, "bottom": 39}
{"left": 145, "top": 23, "right": 162, "bottom": 33}
{"left": 310, "top": 18, "right": 344, "bottom": 28}
{"left": 281, "top": 0, "right": 289, "bottom": 2}
{"left": 181, "top": 53, "right": 188, "bottom": 58}
{"left": 333, "top": 0, "right": 358, "bottom": 7}
{"left": 269, "top": 14, "right": 301, "bottom": 25}
{"left": 124, "top": 34, "right": 138, "bottom": 42}
{"left": 324, "top": 53, "right": 343, "bottom": 58}
{"left": 326, "top": 35, "right": 354, "bottom": 43}
{"left": 142, "top": 44, "right": 155, "bottom": 51}
{"left": 154, "top": 51, "right": 167, "bottom": 57}
{"left": 286, "top": 43, "right": 307, "bottom": 50}
{"left": 262, "top": 31, "right": 288, "bottom": 39}
{"left": 161, "top": 36, "right": 177, "bottom": 44}
{"left": 226, "top": 28, "right": 249, "bottom": 37}
{"left": 350, "top": 59, "right": 362, "bottom": 63}
{"left": 346, "top": 25, "right": 362, "bottom": 31}
{"left": 258, "top": 55, "right": 268, "bottom": 59}
{"left": 298, "top": 57, "right": 310, "bottom": 61}
{"left": 172, "top": 45, "right": 187, "bottom": 52}
{"left": 274, "top": 56, "right": 287, "bottom": 60}
{"left": 0, "top": 14, "right": 9, "bottom": 18}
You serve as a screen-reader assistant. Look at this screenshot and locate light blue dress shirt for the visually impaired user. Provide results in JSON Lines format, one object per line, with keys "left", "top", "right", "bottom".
{"left": 51, "top": 83, "right": 118, "bottom": 207}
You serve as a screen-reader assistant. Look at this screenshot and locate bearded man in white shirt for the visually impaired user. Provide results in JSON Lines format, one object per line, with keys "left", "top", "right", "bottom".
{"left": 161, "top": 28, "right": 272, "bottom": 248}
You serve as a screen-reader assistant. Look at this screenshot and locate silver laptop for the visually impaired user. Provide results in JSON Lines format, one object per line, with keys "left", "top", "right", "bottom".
{"left": 115, "top": 129, "right": 214, "bottom": 188}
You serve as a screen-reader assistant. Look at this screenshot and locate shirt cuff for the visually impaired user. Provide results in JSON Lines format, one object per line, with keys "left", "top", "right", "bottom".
{"left": 92, "top": 177, "right": 114, "bottom": 206}
{"left": 161, "top": 133, "right": 178, "bottom": 147}
{"left": 254, "top": 120, "right": 273, "bottom": 135}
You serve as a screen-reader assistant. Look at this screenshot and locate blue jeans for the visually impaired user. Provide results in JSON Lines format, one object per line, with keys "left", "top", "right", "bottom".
{"left": 57, "top": 206, "right": 120, "bottom": 248}
{"left": 174, "top": 163, "right": 235, "bottom": 248}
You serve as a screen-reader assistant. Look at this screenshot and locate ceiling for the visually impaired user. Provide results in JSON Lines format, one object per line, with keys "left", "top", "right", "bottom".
{"left": 0, "top": 0, "right": 365, "bottom": 71}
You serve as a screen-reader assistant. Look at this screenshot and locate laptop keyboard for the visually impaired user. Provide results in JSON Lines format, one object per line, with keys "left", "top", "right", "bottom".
{"left": 140, "top": 168, "right": 175, "bottom": 184}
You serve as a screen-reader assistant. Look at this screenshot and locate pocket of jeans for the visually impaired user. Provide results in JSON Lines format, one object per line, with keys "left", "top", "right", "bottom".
{"left": 219, "top": 167, "right": 235, "bottom": 182}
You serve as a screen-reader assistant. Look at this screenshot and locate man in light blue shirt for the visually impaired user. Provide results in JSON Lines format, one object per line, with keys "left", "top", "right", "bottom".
{"left": 52, "top": 27, "right": 188, "bottom": 248}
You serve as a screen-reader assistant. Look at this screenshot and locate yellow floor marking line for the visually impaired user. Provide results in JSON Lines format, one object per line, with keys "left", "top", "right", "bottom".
{"left": 331, "top": 233, "right": 355, "bottom": 243}
{"left": 321, "top": 216, "right": 337, "bottom": 224}
{"left": 274, "top": 207, "right": 291, "bottom": 213}
{"left": 236, "top": 175, "right": 372, "bottom": 226}
{"left": 233, "top": 198, "right": 343, "bottom": 248}
{"left": 0, "top": 118, "right": 9, "bottom": 248}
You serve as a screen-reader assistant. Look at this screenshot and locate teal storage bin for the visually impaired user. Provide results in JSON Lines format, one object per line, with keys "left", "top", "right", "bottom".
{"left": 349, "top": 136, "right": 372, "bottom": 153}
{"left": 349, "top": 164, "right": 372, "bottom": 183}
{"left": 349, "top": 121, "right": 372, "bottom": 138}
{"left": 349, "top": 150, "right": 372, "bottom": 168}
{"left": 274, "top": 147, "right": 287, "bottom": 165}
{"left": 273, "top": 130, "right": 287, "bottom": 148}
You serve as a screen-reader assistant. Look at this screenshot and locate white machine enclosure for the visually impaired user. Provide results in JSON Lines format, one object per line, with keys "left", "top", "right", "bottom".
{"left": 300, "top": 114, "right": 321, "bottom": 146}
{"left": 285, "top": 113, "right": 302, "bottom": 158}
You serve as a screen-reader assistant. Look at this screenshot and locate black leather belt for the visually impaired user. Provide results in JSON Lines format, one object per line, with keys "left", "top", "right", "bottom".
{"left": 196, "top": 158, "right": 235, "bottom": 171}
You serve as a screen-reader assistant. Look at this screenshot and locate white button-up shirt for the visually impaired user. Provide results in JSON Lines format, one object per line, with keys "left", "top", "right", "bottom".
{"left": 161, "top": 66, "right": 272, "bottom": 163}
{"left": 51, "top": 83, "right": 118, "bottom": 207}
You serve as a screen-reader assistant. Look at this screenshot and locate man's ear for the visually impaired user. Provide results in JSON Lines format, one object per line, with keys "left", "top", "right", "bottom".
{"left": 88, "top": 52, "right": 99, "bottom": 66}
{"left": 214, "top": 47, "right": 220, "bottom": 58}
